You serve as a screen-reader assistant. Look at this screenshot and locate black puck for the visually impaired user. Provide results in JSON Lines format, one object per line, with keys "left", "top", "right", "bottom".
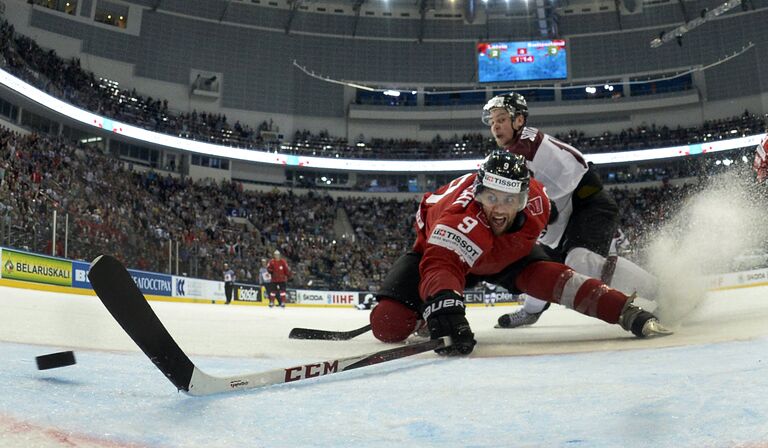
{"left": 36, "top": 351, "right": 76, "bottom": 370}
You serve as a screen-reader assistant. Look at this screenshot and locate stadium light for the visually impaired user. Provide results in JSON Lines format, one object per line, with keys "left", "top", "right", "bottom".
{"left": 0, "top": 66, "right": 764, "bottom": 173}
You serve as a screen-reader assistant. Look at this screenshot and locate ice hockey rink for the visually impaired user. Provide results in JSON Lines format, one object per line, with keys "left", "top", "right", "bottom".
{"left": 1, "top": 284, "right": 767, "bottom": 448}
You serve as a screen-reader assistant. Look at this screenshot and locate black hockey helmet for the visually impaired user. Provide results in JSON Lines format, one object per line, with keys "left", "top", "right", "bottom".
{"left": 475, "top": 151, "right": 530, "bottom": 211}
{"left": 482, "top": 92, "right": 529, "bottom": 125}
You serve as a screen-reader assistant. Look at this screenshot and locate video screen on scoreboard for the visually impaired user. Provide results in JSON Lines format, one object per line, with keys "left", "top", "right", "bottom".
{"left": 477, "top": 40, "right": 568, "bottom": 83}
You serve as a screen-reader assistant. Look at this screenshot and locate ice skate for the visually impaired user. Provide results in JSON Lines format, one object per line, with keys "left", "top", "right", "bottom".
{"left": 495, "top": 303, "right": 549, "bottom": 329}
{"left": 619, "top": 301, "right": 673, "bottom": 338}
{"left": 405, "top": 320, "right": 430, "bottom": 343}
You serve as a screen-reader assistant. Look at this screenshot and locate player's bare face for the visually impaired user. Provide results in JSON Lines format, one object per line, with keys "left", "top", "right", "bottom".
{"left": 476, "top": 189, "right": 524, "bottom": 235}
{"left": 488, "top": 109, "right": 517, "bottom": 147}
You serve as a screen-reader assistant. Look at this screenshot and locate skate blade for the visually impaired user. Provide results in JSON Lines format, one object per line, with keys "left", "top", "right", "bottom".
{"left": 642, "top": 320, "right": 674, "bottom": 338}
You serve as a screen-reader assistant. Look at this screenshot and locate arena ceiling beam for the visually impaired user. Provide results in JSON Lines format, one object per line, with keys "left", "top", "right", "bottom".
{"left": 650, "top": 0, "right": 742, "bottom": 48}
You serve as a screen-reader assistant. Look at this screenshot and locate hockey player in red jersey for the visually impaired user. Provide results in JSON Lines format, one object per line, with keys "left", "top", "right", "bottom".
{"left": 369, "top": 151, "right": 671, "bottom": 356}
{"left": 267, "top": 250, "right": 291, "bottom": 307}
{"left": 753, "top": 134, "right": 768, "bottom": 183}
{"left": 482, "top": 93, "right": 659, "bottom": 329}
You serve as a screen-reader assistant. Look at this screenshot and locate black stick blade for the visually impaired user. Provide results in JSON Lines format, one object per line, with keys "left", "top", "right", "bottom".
{"left": 289, "top": 324, "right": 372, "bottom": 341}
{"left": 88, "top": 255, "right": 195, "bottom": 392}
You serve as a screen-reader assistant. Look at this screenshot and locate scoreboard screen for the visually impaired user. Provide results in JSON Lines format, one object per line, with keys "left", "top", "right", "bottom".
{"left": 477, "top": 40, "right": 568, "bottom": 83}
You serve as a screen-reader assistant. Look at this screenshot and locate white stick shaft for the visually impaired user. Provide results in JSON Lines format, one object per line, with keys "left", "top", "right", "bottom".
{"left": 186, "top": 337, "right": 448, "bottom": 396}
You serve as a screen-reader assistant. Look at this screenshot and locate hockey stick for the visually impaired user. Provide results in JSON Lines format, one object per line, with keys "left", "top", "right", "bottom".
{"left": 88, "top": 255, "right": 447, "bottom": 396}
{"left": 288, "top": 324, "right": 371, "bottom": 340}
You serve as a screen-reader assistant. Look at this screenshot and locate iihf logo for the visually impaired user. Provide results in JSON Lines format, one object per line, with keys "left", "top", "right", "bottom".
{"left": 176, "top": 279, "right": 185, "bottom": 296}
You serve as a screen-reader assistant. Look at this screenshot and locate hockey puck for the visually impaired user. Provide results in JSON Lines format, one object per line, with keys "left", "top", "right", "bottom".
{"left": 35, "top": 351, "right": 76, "bottom": 370}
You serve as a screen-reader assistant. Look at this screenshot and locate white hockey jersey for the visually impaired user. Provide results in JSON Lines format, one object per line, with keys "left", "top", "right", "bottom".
{"left": 754, "top": 134, "right": 768, "bottom": 183}
{"left": 608, "top": 228, "right": 630, "bottom": 256}
{"left": 504, "top": 127, "right": 589, "bottom": 248}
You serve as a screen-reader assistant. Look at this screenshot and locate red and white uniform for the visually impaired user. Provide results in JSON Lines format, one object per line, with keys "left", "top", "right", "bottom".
{"left": 413, "top": 172, "right": 549, "bottom": 299}
{"left": 267, "top": 259, "right": 291, "bottom": 283}
{"left": 412, "top": 172, "right": 629, "bottom": 325}
{"left": 754, "top": 134, "right": 768, "bottom": 183}
{"left": 503, "top": 127, "right": 588, "bottom": 249}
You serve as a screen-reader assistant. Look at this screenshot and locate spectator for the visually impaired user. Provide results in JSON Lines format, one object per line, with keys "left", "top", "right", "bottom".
{"left": 1, "top": 18, "right": 763, "bottom": 162}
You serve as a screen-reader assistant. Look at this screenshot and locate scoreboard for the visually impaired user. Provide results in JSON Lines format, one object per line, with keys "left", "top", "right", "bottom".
{"left": 477, "top": 40, "right": 568, "bottom": 83}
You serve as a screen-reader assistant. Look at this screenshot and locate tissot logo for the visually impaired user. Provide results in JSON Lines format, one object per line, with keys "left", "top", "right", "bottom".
{"left": 482, "top": 172, "right": 523, "bottom": 193}
{"left": 428, "top": 224, "right": 483, "bottom": 266}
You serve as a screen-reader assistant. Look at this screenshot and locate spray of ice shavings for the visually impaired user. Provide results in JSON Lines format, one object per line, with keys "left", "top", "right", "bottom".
{"left": 644, "top": 172, "right": 765, "bottom": 325}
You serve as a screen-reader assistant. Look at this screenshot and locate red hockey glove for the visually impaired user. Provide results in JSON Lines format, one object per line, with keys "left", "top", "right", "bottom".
{"left": 422, "top": 290, "right": 476, "bottom": 356}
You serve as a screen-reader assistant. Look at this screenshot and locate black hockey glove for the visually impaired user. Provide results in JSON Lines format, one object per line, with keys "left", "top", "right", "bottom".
{"left": 422, "top": 290, "right": 476, "bottom": 356}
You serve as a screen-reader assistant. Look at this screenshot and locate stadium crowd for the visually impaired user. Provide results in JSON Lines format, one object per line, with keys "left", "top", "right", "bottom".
{"left": 1, "top": 18, "right": 765, "bottom": 162}
{"left": 1, "top": 122, "right": 751, "bottom": 292}
{"left": 0, "top": 125, "right": 424, "bottom": 290}
{"left": 0, "top": 19, "right": 765, "bottom": 292}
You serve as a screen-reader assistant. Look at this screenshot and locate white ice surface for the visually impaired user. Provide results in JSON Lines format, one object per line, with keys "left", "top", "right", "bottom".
{"left": 1, "top": 285, "right": 768, "bottom": 448}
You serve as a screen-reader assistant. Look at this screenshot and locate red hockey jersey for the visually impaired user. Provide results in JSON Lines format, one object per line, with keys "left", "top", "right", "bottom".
{"left": 412, "top": 172, "right": 550, "bottom": 300}
{"left": 267, "top": 259, "right": 291, "bottom": 283}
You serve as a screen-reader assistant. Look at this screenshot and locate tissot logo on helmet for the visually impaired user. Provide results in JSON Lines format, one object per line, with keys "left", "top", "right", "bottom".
{"left": 476, "top": 151, "right": 530, "bottom": 195}
{"left": 482, "top": 172, "right": 524, "bottom": 193}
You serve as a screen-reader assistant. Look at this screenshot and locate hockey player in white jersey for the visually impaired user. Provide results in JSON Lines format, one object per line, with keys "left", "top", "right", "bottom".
{"left": 483, "top": 93, "right": 658, "bottom": 328}
{"left": 754, "top": 133, "right": 768, "bottom": 183}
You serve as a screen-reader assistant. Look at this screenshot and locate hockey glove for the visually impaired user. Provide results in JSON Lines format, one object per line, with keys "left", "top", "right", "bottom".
{"left": 422, "top": 290, "right": 476, "bottom": 356}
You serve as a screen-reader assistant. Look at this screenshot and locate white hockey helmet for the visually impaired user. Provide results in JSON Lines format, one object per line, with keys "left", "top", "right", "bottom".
{"left": 482, "top": 92, "right": 529, "bottom": 125}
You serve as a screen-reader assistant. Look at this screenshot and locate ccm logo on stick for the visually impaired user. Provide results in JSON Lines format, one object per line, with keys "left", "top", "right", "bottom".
{"left": 284, "top": 360, "right": 340, "bottom": 382}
